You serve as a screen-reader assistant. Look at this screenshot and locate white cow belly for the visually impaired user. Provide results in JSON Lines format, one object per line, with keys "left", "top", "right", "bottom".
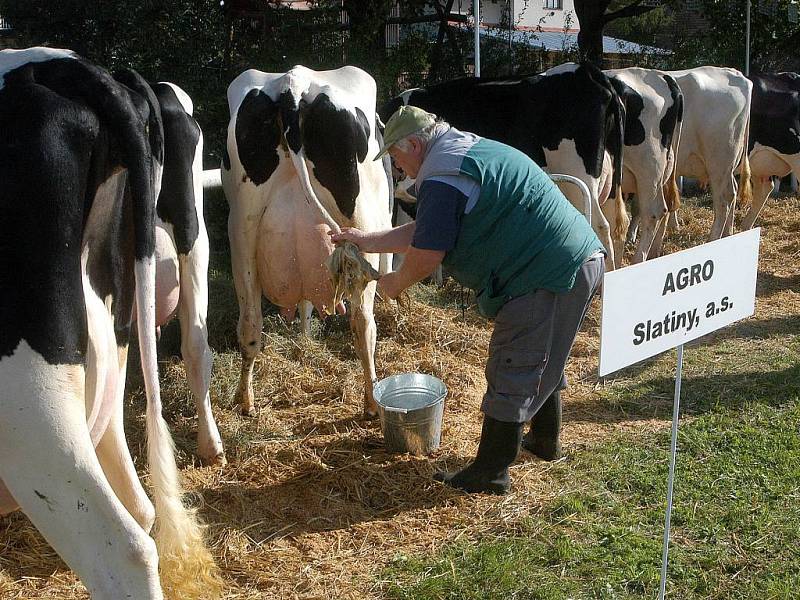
{"left": 154, "top": 226, "right": 180, "bottom": 327}
{"left": 256, "top": 181, "right": 337, "bottom": 318}
{"left": 130, "top": 227, "right": 180, "bottom": 328}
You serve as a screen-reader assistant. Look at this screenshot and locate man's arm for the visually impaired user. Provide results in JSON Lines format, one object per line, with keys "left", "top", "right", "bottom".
{"left": 329, "top": 222, "right": 415, "bottom": 253}
{"left": 378, "top": 246, "right": 445, "bottom": 299}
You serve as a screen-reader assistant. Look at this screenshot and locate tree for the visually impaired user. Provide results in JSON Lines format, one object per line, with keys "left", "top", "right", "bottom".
{"left": 573, "top": 0, "right": 673, "bottom": 66}
{"left": 684, "top": 0, "right": 800, "bottom": 72}
{"left": 308, "top": 0, "right": 469, "bottom": 80}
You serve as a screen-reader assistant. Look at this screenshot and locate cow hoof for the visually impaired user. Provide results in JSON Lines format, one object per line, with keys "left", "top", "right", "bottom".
{"left": 240, "top": 404, "right": 256, "bottom": 417}
{"left": 362, "top": 408, "right": 379, "bottom": 420}
{"left": 201, "top": 452, "right": 227, "bottom": 467}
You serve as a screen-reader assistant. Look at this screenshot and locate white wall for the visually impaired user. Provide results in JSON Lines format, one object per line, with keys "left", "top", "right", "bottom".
{"left": 457, "top": 0, "right": 578, "bottom": 32}
{"left": 513, "top": 0, "right": 577, "bottom": 31}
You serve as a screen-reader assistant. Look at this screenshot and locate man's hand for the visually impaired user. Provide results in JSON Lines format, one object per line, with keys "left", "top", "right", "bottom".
{"left": 377, "top": 271, "right": 405, "bottom": 299}
{"left": 329, "top": 227, "right": 369, "bottom": 249}
{"left": 377, "top": 246, "right": 445, "bottom": 301}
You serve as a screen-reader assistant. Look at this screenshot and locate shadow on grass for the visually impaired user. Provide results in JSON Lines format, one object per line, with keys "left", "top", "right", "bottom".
{"left": 756, "top": 270, "right": 800, "bottom": 297}
{"left": 697, "top": 312, "right": 800, "bottom": 344}
{"left": 573, "top": 362, "right": 800, "bottom": 427}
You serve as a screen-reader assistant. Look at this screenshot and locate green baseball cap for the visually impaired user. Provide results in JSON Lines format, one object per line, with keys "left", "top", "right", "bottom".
{"left": 374, "top": 105, "right": 437, "bottom": 160}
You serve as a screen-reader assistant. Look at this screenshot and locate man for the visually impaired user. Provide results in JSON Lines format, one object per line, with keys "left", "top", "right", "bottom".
{"left": 330, "top": 106, "right": 605, "bottom": 494}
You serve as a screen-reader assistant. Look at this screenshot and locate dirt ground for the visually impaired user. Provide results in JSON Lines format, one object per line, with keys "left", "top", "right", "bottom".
{"left": 2, "top": 195, "right": 799, "bottom": 599}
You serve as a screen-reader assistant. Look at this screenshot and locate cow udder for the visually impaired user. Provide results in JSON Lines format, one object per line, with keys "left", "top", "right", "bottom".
{"left": 255, "top": 187, "right": 338, "bottom": 320}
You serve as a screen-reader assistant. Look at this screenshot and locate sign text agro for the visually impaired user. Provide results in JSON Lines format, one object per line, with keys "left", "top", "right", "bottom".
{"left": 599, "top": 229, "right": 759, "bottom": 377}
{"left": 633, "top": 260, "right": 734, "bottom": 345}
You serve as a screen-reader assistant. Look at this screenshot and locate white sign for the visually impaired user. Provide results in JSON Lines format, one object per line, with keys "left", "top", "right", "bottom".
{"left": 599, "top": 228, "right": 760, "bottom": 377}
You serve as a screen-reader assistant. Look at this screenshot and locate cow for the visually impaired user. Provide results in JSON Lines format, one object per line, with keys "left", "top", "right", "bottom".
{"left": 651, "top": 66, "right": 752, "bottom": 251}
{"left": 605, "top": 67, "right": 684, "bottom": 263}
{"left": 147, "top": 81, "right": 225, "bottom": 465}
{"left": 222, "top": 65, "right": 392, "bottom": 417}
{"left": 0, "top": 48, "right": 219, "bottom": 599}
{"left": 741, "top": 72, "right": 800, "bottom": 229}
{"left": 380, "top": 61, "right": 626, "bottom": 271}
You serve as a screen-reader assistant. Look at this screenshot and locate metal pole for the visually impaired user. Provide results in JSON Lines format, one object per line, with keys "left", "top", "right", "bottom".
{"left": 658, "top": 343, "right": 684, "bottom": 600}
{"left": 474, "top": 0, "right": 481, "bottom": 77}
{"left": 745, "top": 0, "right": 751, "bottom": 76}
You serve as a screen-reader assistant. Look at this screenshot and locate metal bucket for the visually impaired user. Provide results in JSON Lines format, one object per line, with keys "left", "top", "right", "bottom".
{"left": 373, "top": 373, "right": 447, "bottom": 456}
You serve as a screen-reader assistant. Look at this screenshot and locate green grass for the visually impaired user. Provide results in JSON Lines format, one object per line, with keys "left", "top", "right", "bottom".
{"left": 380, "top": 336, "right": 800, "bottom": 599}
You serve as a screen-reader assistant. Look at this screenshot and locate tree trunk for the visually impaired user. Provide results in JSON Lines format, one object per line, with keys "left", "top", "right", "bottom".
{"left": 574, "top": 0, "right": 612, "bottom": 66}
{"left": 428, "top": 0, "right": 461, "bottom": 81}
{"left": 573, "top": 0, "right": 667, "bottom": 67}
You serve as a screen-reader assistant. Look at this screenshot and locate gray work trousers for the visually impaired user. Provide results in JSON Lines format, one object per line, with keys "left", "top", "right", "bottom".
{"left": 480, "top": 255, "right": 604, "bottom": 423}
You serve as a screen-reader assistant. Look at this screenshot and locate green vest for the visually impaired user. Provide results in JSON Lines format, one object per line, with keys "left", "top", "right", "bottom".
{"left": 415, "top": 128, "right": 604, "bottom": 318}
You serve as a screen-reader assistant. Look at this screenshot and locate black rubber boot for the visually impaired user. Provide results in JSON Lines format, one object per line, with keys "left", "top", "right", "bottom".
{"left": 521, "top": 391, "right": 562, "bottom": 461}
{"left": 434, "top": 415, "right": 523, "bottom": 494}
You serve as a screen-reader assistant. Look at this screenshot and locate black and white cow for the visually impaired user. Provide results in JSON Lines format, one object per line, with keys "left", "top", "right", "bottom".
{"left": 147, "top": 81, "right": 225, "bottom": 465}
{"left": 656, "top": 66, "right": 752, "bottom": 244}
{"left": 381, "top": 62, "right": 626, "bottom": 270}
{"left": 222, "top": 66, "right": 392, "bottom": 417}
{"left": 0, "top": 48, "right": 218, "bottom": 599}
{"left": 741, "top": 72, "right": 800, "bottom": 229}
{"left": 606, "top": 67, "right": 683, "bottom": 263}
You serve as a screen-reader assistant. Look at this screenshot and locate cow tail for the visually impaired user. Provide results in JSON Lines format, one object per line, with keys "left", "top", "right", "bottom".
{"left": 288, "top": 147, "right": 342, "bottom": 234}
{"left": 611, "top": 92, "right": 628, "bottom": 242}
{"left": 117, "top": 86, "right": 221, "bottom": 598}
{"left": 664, "top": 76, "right": 683, "bottom": 215}
{"left": 613, "top": 183, "right": 630, "bottom": 243}
{"left": 608, "top": 79, "right": 625, "bottom": 200}
{"left": 278, "top": 97, "right": 341, "bottom": 234}
{"left": 736, "top": 86, "right": 753, "bottom": 209}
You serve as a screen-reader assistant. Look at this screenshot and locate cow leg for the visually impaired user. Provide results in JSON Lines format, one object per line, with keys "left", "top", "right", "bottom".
{"left": 235, "top": 304, "right": 261, "bottom": 417}
{"left": 741, "top": 176, "right": 776, "bottom": 230}
{"left": 626, "top": 195, "right": 640, "bottom": 245}
{"left": 177, "top": 241, "right": 226, "bottom": 464}
{"left": 378, "top": 252, "right": 391, "bottom": 276}
{"left": 649, "top": 214, "right": 669, "bottom": 259}
{"left": 431, "top": 264, "right": 444, "bottom": 286}
{"left": 0, "top": 345, "right": 162, "bottom": 599}
{"left": 228, "top": 199, "right": 264, "bottom": 417}
{"left": 709, "top": 173, "right": 737, "bottom": 239}
{"left": 632, "top": 184, "right": 668, "bottom": 263}
{"left": 95, "top": 346, "right": 156, "bottom": 531}
{"left": 351, "top": 280, "right": 379, "bottom": 417}
{"left": 666, "top": 210, "right": 680, "bottom": 232}
{"left": 633, "top": 214, "right": 660, "bottom": 263}
{"left": 601, "top": 196, "right": 625, "bottom": 267}
{"left": 299, "top": 300, "right": 314, "bottom": 337}
{"left": 594, "top": 197, "right": 618, "bottom": 270}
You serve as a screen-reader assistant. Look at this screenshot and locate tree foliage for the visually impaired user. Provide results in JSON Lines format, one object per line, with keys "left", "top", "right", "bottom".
{"left": 676, "top": 0, "right": 800, "bottom": 72}
{"left": 4, "top": 0, "right": 795, "bottom": 161}
{"left": 0, "top": 0, "right": 230, "bottom": 161}
{"left": 573, "top": 0, "right": 674, "bottom": 66}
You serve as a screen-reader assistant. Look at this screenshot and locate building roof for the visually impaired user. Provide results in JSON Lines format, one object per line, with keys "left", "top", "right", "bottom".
{"left": 479, "top": 27, "right": 668, "bottom": 55}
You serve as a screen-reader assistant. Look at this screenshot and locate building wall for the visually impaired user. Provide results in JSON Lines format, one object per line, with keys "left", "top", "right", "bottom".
{"left": 513, "top": 0, "right": 577, "bottom": 32}
{"left": 0, "top": 15, "right": 14, "bottom": 49}
{"left": 451, "top": 0, "right": 578, "bottom": 32}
